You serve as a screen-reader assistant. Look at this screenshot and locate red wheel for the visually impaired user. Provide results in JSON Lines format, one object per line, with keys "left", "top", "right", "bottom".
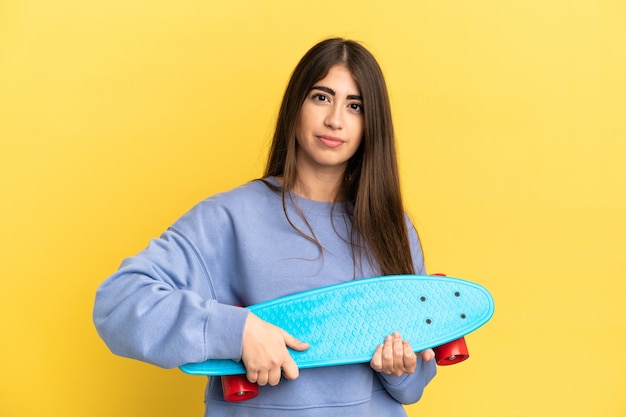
{"left": 222, "top": 375, "right": 259, "bottom": 402}
{"left": 434, "top": 337, "right": 469, "bottom": 365}
{"left": 429, "top": 274, "right": 470, "bottom": 365}
{"left": 221, "top": 305, "right": 258, "bottom": 402}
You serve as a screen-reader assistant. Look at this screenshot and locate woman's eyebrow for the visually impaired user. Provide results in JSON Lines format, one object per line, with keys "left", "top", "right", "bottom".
{"left": 311, "top": 85, "right": 362, "bottom": 101}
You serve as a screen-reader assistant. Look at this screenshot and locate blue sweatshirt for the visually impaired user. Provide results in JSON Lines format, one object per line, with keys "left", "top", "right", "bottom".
{"left": 93, "top": 178, "right": 436, "bottom": 416}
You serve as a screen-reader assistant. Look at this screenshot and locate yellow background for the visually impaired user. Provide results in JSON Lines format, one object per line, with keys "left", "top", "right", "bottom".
{"left": 1, "top": 1, "right": 624, "bottom": 416}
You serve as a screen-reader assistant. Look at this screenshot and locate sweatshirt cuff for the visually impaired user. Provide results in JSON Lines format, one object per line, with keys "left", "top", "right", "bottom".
{"left": 203, "top": 302, "right": 249, "bottom": 361}
{"left": 378, "top": 372, "right": 410, "bottom": 387}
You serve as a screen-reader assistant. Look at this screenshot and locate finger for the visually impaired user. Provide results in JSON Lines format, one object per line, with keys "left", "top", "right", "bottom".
{"left": 392, "top": 332, "right": 404, "bottom": 359}
{"left": 255, "top": 371, "right": 269, "bottom": 386}
{"left": 370, "top": 344, "right": 384, "bottom": 371}
{"left": 246, "top": 370, "right": 257, "bottom": 384}
{"left": 380, "top": 334, "right": 395, "bottom": 373}
{"left": 277, "top": 330, "right": 306, "bottom": 380}
{"left": 420, "top": 348, "right": 435, "bottom": 362}
{"left": 382, "top": 335, "right": 393, "bottom": 368}
{"left": 268, "top": 367, "right": 283, "bottom": 386}
{"left": 383, "top": 334, "right": 393, "bottom": 358}
{"left": 402, "top": 341, "right": 417, "bottom": 372}
{"left": 280, "top": 354, "right": 300, "bottom": 380}
{"left": 386, "top": 333, "right": 405, "bottom": 375}
{"left": 387, "top": 333, "right": 407, "bottom": 376}
{"left": 282, "top": 330, "right": 310, "bottom": 352}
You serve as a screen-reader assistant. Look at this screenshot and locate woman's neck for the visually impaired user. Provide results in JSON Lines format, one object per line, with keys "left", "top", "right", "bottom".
{"left": 292, "top": 171, "right": 344, "bottom": 202}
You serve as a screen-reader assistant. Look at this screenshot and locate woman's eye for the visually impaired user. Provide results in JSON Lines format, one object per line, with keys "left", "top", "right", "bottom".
{"left": 349, "top": 103, "right": 363, "bottom": 113}
{"left": 312, "top": 93, "right": 329, "bottom": 102}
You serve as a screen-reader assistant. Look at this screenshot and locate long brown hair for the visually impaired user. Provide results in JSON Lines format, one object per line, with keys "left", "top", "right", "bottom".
{"left": 263, "top": 38, "right": 415, "bottom": 276}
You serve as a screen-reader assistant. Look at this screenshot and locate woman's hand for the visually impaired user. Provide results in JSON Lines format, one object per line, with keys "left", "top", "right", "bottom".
{"left": 370, "top": 332, "right": 435, "bottom": 377}
{"left": 241, "top": 313, "right": 309, "bottom": 386}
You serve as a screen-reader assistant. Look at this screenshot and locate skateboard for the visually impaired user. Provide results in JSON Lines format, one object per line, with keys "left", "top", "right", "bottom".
{"left": 180, "top": 274, "right": 494, "bottom": 401}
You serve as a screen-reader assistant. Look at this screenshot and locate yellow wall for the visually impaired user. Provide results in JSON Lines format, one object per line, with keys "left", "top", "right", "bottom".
{"left": 1, "top": 1, "right": 624, "bottom": 416}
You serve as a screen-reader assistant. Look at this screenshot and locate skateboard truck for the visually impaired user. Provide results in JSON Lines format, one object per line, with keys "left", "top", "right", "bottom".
{"left": 429, "top": 274, "right": 470, "bottom": 366}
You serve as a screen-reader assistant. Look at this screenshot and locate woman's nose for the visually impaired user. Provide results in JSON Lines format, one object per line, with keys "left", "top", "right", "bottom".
{"left": 325, "top": 106, "right": 343, "bottom": 129}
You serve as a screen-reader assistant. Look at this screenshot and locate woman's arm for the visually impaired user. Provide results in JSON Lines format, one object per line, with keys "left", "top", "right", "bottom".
{"left": 93, "top": 228, "right": 249, "bottom": 369}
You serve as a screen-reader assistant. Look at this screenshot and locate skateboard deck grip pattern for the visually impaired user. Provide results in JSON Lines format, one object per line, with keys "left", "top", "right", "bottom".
{"left": 181, "top": 275, "right": 494, "bottom": 376}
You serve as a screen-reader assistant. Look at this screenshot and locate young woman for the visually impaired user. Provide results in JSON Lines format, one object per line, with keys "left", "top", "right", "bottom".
{"left": 94, "top": 38, "right": 437, "bottom": 416}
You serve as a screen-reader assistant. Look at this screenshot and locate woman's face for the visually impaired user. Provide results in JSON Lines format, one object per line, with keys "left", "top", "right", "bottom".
{"left": 295, "top": 64, "right": 364, "bottom": 178}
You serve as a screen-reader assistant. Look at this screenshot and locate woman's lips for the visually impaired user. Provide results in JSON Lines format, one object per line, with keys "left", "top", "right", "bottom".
{"left": 318, "top": 135, "right": 344, "bottom": 148}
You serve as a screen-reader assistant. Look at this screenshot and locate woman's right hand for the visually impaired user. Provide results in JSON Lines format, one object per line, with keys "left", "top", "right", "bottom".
{"left": 241, "top": 313, "right": 309, "bottom": 386}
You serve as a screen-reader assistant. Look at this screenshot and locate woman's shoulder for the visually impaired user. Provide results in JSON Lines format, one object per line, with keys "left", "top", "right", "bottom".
{"left": 200, "top": 178, "right": 279, "bottom": 207}
{"left": 172, "top": 178, "right": 280, "bottom": 229}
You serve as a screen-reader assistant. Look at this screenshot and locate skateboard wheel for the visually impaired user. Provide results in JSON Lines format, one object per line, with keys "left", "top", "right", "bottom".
{"left": 430, "top": 274, "right": 470, "bottom": 365}
{"left": 434, "top": 337, "right": 469, "bottom": 365}
{"left": 221, "top": 305, "right": 258, "bottom": 402}
{"left": 222, "top": 375, "right": 259, "bottom": 402}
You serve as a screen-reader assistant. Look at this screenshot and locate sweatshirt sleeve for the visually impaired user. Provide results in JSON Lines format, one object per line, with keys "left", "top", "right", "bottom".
{"left": 93, "top": 224, "right": 249, "bottom": 369}
{"left": 376, "top": 355, "right": 437, "bottom": 404}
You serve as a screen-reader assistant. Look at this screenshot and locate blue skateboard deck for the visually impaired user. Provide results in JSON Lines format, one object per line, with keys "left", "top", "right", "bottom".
{"left": 180, "top": 274, "right": 494, "bottom": 376}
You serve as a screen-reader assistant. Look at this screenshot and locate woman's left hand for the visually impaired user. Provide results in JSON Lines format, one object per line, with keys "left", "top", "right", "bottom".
{"left": 370, "top": 332, "right": 435, "bottom": 377}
